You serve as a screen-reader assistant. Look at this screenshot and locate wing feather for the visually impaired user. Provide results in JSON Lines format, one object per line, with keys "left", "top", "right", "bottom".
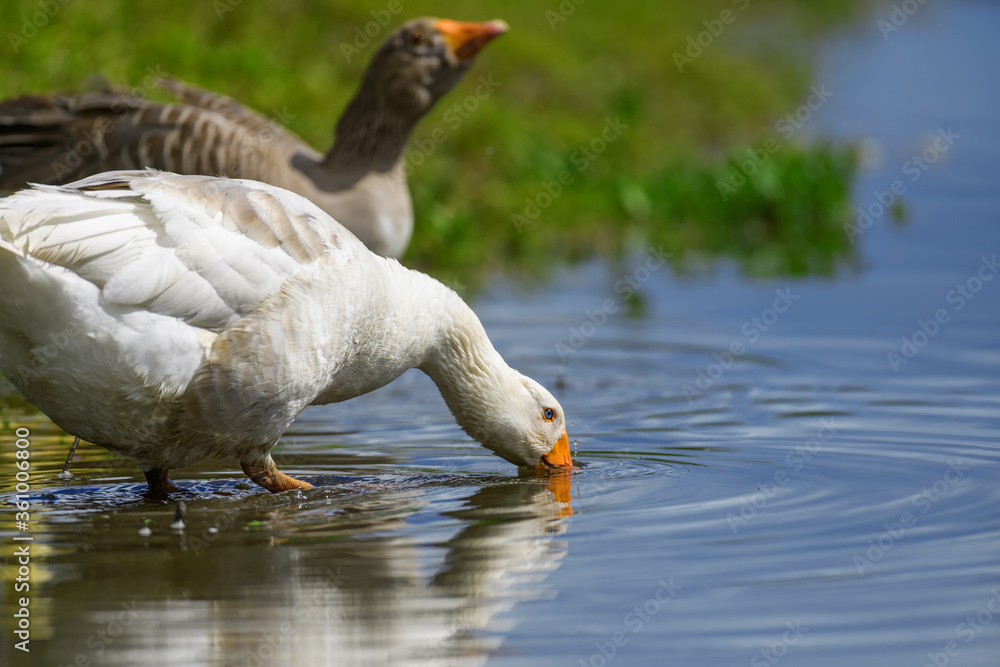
{"left": 0, "top": 171, "right": 354, "bottom": 332}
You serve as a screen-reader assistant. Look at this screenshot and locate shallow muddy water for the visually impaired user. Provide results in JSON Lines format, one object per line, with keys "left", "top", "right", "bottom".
{"left": 2, "top": 2, "right": 999, "bottom": 665}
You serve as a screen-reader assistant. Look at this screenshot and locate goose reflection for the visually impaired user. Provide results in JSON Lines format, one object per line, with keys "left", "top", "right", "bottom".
{"left": 31, "top": 473, "right": 573, "bottom": 666}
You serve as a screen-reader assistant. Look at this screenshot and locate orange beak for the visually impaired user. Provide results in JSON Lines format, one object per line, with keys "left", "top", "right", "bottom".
{"left": 436, "top": 18, "right": 509, "bottom": 60}
{"left": 535, "top": 428, "right": 575, "bottom": 470}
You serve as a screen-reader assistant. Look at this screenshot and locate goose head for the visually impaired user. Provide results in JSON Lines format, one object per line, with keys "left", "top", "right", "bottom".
{"left": 325, "top": 17, "right": 507, "bottom": 173}
{"left": 435, "top": 365, "right": 574, "bottom": 471}
{"left": 497, "top": 375, "right": 574, "bottom": 471}
{"left": 365, "top": 17, "right": 509, "bottom": 118}
{"left": 416, "top": 285, "right": 574, "bottom": 472}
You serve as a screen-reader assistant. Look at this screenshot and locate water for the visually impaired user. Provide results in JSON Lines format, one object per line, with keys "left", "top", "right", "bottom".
{"left": 3, "top": 2, "right": 1000, "bottom": 665}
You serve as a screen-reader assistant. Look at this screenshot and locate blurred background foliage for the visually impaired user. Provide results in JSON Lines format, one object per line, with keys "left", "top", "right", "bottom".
{"left": 0, "top": 0, "right": 869, "bottom": 287}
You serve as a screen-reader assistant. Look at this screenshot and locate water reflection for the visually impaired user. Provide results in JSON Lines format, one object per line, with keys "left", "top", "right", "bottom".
{"left": 9, "top": 473, "right": 572, "bottom": 666}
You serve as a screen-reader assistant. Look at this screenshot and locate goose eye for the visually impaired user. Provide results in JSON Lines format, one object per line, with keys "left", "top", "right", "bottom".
{"left": 543, "top": 408, "right": 555, "bottom": 422}
{"left": 409, "top": 31, "right": 429, "bottom": 46}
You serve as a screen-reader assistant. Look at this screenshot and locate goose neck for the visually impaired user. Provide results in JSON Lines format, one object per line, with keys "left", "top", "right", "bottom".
{"left": 323, "top": 84, "right": 417, "bottom": 173}
{"left": 413, "top": 281, "right": 512, "bottom": 444}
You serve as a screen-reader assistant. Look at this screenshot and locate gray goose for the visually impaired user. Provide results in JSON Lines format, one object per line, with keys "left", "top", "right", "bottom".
{"left": 0, "top": 17, "right": 508, "bottom": 258}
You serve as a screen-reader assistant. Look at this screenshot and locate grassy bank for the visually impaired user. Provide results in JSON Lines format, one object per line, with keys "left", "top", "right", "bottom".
{"left": 1, "top": 0, "right": 866, "bottom": 287}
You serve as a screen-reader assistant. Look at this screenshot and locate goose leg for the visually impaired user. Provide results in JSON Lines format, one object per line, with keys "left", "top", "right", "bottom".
{"left": 58, "top": 436, "right": 81, "bottom": 478}
{"left": 143, "top": 468, "right": 182, "bottom": 497}
{"left": 241, "top": 457, "right": 313, "bottom": 493}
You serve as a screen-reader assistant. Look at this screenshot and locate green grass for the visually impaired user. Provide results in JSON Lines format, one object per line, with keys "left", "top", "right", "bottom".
{"left": 1, "top": 0, "right": 867, "bottom": 288}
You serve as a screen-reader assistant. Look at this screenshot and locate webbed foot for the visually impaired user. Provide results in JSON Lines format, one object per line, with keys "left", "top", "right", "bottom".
{"left": 143, "top": 468, "right": 182, "bottom": 498}
{"left": 241, "top": 457, "right": 313, "bottom": 493}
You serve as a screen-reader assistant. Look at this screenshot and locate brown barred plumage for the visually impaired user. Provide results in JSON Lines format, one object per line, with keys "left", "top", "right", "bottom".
{"left": 0, "top": 17, "right": 508, "bottom": 258}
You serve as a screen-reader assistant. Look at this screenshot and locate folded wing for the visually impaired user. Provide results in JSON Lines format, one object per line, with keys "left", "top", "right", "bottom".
{"left": 0, "top": 170, "right": 347, "bottom": 331}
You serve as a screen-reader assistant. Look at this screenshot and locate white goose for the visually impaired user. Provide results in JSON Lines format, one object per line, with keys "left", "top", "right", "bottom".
{"left": 0, "top": 170, "right": 572, "bottom": 494}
